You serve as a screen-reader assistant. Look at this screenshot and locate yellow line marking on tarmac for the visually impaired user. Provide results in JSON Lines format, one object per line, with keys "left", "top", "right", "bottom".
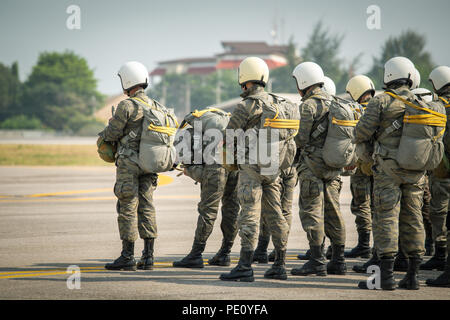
{"left": 0, "top": 255, "right": 303, "bottom": 279}
{"left": 28, "top": 188, "right": 111, "bottom": 198}
{"left": 0, "top": 194, "right": 199, "bottom": 203}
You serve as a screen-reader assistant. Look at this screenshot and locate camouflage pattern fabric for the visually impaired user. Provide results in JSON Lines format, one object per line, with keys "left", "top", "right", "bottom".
{"left": 237, "top": 170, "right": 289, "bottom": 251}
{"left": 350, "top": 168, "right": 374, "bottom": 233}
{"left": 193, "top": 164, "right": 240, "bottom": 244}
{"left": 298, "top": 167, "right": 346, "bottom": 247}
{"left": 226, "top": 85, "right": 289, "bottom": 252}
{"left": 99, "top": 88, "right": 159, "bottom": 241}
{"left": 355, "top": 85, "right": 426, "bottom": 258}
{"left": 115, "top": 156, "right": 158, "bottom": 241}
{"left": 258, "top": 167, "right": 297, "bottom": 241}
{"left": 429, "top": 175, "right": 449, "bottom": 244}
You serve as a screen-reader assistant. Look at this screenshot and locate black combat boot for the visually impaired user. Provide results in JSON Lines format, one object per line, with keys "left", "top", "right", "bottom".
{"left": 353, "top": 248, "right": 380, "bottom": 273}
{"left": 268, "top": 249, "right": 276, "bottom": 262}
{"left": 252, "top": 237, "right": 269, "bottom": 264}
{"left": 420, "top": 242, "right": 446, "bottom": 271}
{"left": 327, "top": 244, "right": 347, "bottom": 275}
{"left": 398, "top": 257, "right": 421, "bottom": 290}
{"left": 424, "top": 223, "right": 434, "bottom": 256}
{"left": 297, "top": 249, "right": 311, "bottom": 260}
{"left": 220, "top": 249, "right": 254, "bottom": 282}
{"left": 426, "top": 253, "right": 450, "bottom": 287}
{"left": 344, "top": 231, "right": 371, "bottom": 258}
{"left": 358, "top": 257, "right": 396, "bottom": 290}
{"left": 393, "top": 250, "right": 409, "bottom": 272}
{"left": 325, "top": 245, "right": 332, "bottom": 260}
{"left": 291, "top": 245, "right": 326, "bottom": 276}
{"left": 137, "top": 238, "right": 154, "bottom": 270}
{"left": 173, "top": 241, "right": 205, "bottom": 268}
{"left": 105, "top": 240, "right": 136, "bottom": 271}
{"left": 208, "top": 240, "right": 233, "bottom": 266}
{"left": 264, "top": 249, "right": 288, "bottom": 280}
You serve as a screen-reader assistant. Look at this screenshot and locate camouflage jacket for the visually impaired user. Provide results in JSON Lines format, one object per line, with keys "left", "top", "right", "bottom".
{"left": 296, "top": 86, "right": 342, "bottom": 179}
{"left": 98, "top": 88, "right": 155, "bottom": 152}
{"left": 355, "top": 84, "right": 425, "bottom": 180}
{"left": 438, "top": 89, "right": 450, "bottom": 154}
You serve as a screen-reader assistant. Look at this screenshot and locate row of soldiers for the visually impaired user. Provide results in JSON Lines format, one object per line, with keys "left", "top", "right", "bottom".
{"left": 99, "top": 57, "right": 450, "bottom": 290}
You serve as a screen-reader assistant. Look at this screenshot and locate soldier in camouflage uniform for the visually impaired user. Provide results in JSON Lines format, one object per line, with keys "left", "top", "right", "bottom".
{"left": 253, "top": 167, "right": 297, "bottom": 263}
{"left": 355, "top": 57, "right": 426, "bottom": 290}
{"left": 172, "top": 164, "right": 240, "bottom": 268}
{"left": 426, "top": 66, "right": 450, "bottom": 287}
{"left": 344, "top": 75, "right": 376, "bottom": 260}
{"left": 289, "top": 62, "right": 347, "bottom": 277}
{"left": 100, "top": 61, "right": 159, "bottom": 271}
{"left": 220, "top": 57, "right": 291, "bottom": 282}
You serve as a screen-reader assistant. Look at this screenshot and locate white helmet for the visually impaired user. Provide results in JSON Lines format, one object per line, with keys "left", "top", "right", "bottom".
{"left": 118, "top": 61, "right": 149, "bottom": 91}
{"left": 429, "top": 66, "right": 450, "bottom": 92}
{"left": 292, "top": 62, "right": 324, "bottom": 91}
{"left": 238, "top": 57, "right": 269, "bottom": 86}
{"left": 384, "top": 56, "right": 415, "bottom": 86}
{"left": 412, "top": 88, "right": 433, "bottom": 103}
{"left": 346, "top": 75, "right": 375, "bottom": 102}
{"left": 411, "top": 68, "right": 421, "bottom": 89}
{"left": 323, "top": 76, "right": 336, "bottom": 96}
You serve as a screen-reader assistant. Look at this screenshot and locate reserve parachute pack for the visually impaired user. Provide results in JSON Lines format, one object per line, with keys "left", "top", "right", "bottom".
{"left": 120, "top": 97, "right": 178, "bottom": 173}
{"left": 246, "top": 93, "right": 300, "bottom": 173}
{"left": 311, "top": 95, "right": 361, "bottom": 168}
{"left": 382, "top": 90, "right": 446, "bottom": 171}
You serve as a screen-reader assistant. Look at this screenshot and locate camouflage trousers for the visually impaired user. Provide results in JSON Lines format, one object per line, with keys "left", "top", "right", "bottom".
{"left": 372, "top": 163, "right": 426, "bottom": 258}
{"left": 258, "top": 168, "right": 297, "bottom": 242}
{"left": 114, "top": 156, "right": 158, "bottom": 242}
{"left": 298, "top": 167, "right": 346, "bottom": 247}
{"left": 237, "top": 170, "right": 289, "bottom": 251}
{"left": 193, "top": 164, "right": 240, "bottom": 244}
{"left": 350, "top": 168, "right": 374, "bottom": 233}
{"left": 429, "top": 175, "right": 449, "bottom": 244}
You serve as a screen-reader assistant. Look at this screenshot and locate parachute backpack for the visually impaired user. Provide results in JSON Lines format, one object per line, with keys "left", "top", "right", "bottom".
{"left": 245, "top": 93, "right": 300, "bottom": 173}
{"left": 385, "top": 90, "right": 446, "bottom": 171}
{"left": 311, "top": 95, "right": 361, "bottom": 168}
{"left": 120, "top": 97, "right": 178, "bottom": 173}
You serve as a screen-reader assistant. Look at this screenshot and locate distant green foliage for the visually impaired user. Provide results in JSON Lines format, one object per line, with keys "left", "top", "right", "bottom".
{"left": 271, "top": 37, "right": 302, "bottom": 93}
{"left": 0, "top": 115, "right": 44, "bottom": 130}
{"left": 368, "top": 30, "right": 435, "bottom": 90}
{"left": 0, "top": 62, "right": 21, "bottom": 121}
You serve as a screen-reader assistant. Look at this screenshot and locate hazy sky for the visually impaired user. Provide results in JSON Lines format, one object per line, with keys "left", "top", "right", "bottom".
{"left": 1, "top": 0, "right": 449, "bottom": 94}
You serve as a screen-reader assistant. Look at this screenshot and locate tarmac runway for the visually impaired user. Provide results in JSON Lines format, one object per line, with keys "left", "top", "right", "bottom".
{"left": 0, "top": 166, "right": 448, "bottom": 300}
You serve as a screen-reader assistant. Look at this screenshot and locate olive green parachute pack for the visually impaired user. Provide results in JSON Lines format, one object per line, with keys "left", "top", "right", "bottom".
{"left": 242, "top": 93, "right": 300, "bottom": 181}
{"left": 432, "top": 96, "right": 450, "bottom": 178}
{"left": 175, "top": 107, "right": 231, "bottom": 181}
{"left": 310, "top": 95, "right": 362, "bottom": 169}
{"left": 119, "top": 97, "right": 178, "bottom": 173}
{"left": 377, "top": 90, "right": 446, "bottom": 171}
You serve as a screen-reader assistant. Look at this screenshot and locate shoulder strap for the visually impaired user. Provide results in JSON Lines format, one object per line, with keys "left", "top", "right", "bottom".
{"left": 439, "top": 96, "right": 450, "bottom": 108}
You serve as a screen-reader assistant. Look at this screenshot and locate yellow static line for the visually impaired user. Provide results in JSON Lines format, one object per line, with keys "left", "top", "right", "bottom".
{"left": 0, "top": 255, "right": 303, "bottom": 279}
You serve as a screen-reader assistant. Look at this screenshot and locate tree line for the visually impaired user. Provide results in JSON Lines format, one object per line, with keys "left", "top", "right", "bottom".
{"left": 0, "top": 22, "right": 436, "bottom": 131}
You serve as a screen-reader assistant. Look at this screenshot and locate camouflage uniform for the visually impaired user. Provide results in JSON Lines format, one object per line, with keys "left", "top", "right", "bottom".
{"left": 355, "top": 85, "right": 426, "bottom": 259}
{"left": 258, "top": 167, "right": 297, "bottom": 244}
{"left": 350, "top": 168, "right": 374, "bottom": 234}
{"left": 99, "top": 88, "right": 158, "bottom": 241}
{"left": 185, "top": 164, "right": 240, "bottom": 244}
{"left": 226, "top": 85, "right": 290, "bottom": 252}
{"left": 296, "top": 87, "right": 345, "bottom": 248}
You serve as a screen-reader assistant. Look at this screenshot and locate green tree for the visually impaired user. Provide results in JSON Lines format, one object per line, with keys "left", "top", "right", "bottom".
{"left": 21, "top": 51, "right": 104, "bottom": 132}
{"left": 0, "top": 62, "right": 21, "bottom": 121}
{"left": 368, "top": 30, "right": 435, "bottom": 90}
{"left": 300, "top": 21, "right": 349, "bottom": 93}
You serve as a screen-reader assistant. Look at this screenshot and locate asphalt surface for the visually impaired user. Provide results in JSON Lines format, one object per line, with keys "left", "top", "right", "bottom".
{"left": 0, "top": 166, "right": 448, "bottom": 300}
